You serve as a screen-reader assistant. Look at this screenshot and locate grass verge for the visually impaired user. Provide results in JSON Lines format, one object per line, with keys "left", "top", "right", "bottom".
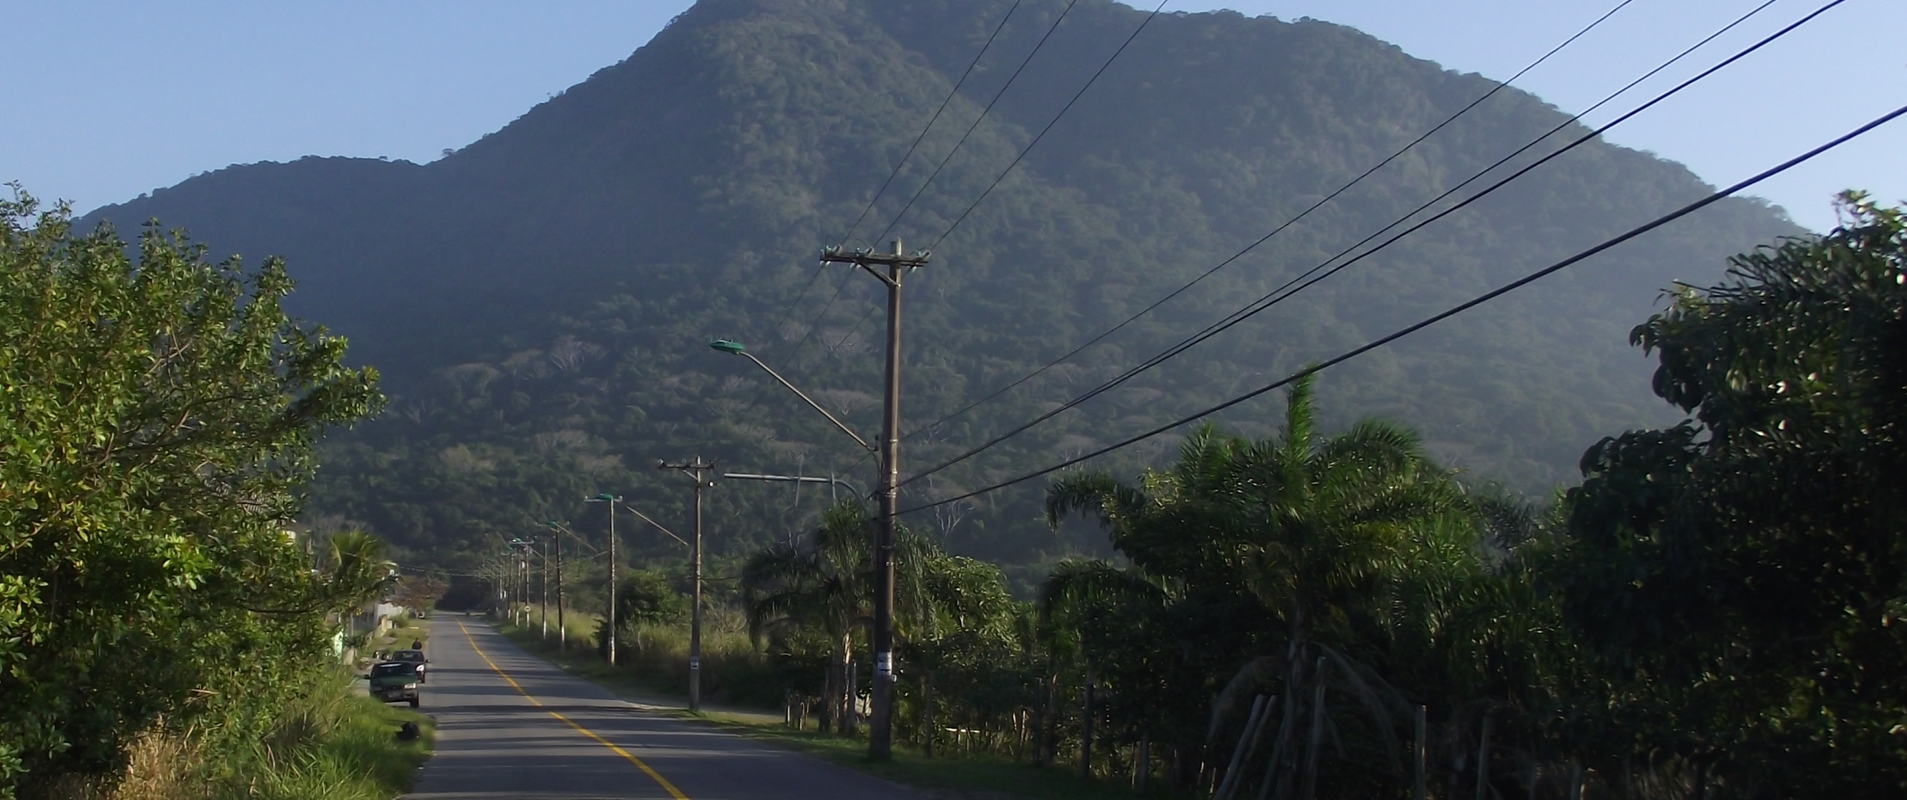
{"left": 493, "top": 619, "right": 1187, "bottom": 800}
{"left": 59, "top": 674, "right": 435, "bottom": 800}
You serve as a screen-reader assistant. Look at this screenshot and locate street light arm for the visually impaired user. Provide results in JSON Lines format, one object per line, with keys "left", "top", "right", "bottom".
{"left": 723, "top": 472, "right": 867, "bottom": 498}
{"left": 616, "top": 501, "right": 690, "bottom": 549}
{"left": 543, "top": 521, "right": 600, "bottom": 556}
{"left": 737, "top": 351, "right": 877, "bottom": 455}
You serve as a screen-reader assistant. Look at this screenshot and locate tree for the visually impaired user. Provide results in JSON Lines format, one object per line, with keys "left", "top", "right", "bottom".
{"left": 0, "top": 190, "right": 382, "bottom": 791}
{"left": 1046, "top": 375, "right": 1472, "bottom": 795}
{"left": 1555, "top": 193, "right": 1907, "bottom": 798}
{"left": 906, "top": 552, "right": 1020, "bottom": 757}
{"left": 742, "top": 500, "right": 943, "bottom": 736}
{"left": 319, "top": 529, "right": 398, "bottom": 611}
{"left": 390, "top": 573, "right": 450, "bottom": 613}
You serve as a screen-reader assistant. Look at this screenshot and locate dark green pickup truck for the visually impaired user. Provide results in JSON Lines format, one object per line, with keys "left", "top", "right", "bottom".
{"left": 367, "top": 661, "right": 421, "bottom": 707}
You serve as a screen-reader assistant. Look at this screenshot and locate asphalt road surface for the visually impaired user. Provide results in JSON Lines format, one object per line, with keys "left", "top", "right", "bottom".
{"left": 402, "top": 618, "right": 925, "bottom": 799}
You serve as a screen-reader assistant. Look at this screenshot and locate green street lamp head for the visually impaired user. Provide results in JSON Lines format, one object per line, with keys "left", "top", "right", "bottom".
{"left": 592, "top": 493, "right": 614, "bottom": 502}
{"left": 709, "top": 339, "right": 747, "bottom": 355}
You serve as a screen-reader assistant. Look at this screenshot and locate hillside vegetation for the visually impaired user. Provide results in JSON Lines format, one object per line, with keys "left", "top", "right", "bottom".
{"left": 80, "top": 0, "right": 1801, "bottom": 569}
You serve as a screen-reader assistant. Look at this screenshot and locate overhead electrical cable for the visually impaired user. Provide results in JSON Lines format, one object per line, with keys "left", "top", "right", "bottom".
{"left": 900, "top": 0, "right": 1643, "bottom": 442}
{"left": 922, "top": 0, "right": 1173, "bottom": 251}
{"left": 733, "top": 1, "right": 1030, "bottom": 423}
{"left": 874, "top": 0, "right": 1088, "bottom": 245}
{"left": 837, "top": 0, "right": 1030, "bottom": 248}
{"left": 895, "top": 100, "right": 1907, "bottom": 515}
{"left": 898, "top": 0, "right": 1816, "bottom": 488}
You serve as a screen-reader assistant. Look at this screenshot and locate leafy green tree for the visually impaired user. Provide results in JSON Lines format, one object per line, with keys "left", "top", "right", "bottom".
{"left": 597, "top": 567, "right": 689, "bottom": 661}
{"left": 905, "top": 552, "right": 1020, "bottom": 757}
{"left": 1046, "top": 375, "right": 1472, "bottom": 795}
{"left": 1555, "top": 194, "right": 1907, "bottom": 798}
{"left": 316, "top": 529, "right": 398, "bottom": 611}
{"left": 0, "top": 191, "right": 381, "bottom": 791}
{"left": 617, "top": 568, "right": 688, "bottom": 628}
{"left": 741, "top": 501, "right": 941, "bottom": 734}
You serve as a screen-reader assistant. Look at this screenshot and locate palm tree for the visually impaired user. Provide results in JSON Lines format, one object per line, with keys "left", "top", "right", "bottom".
{"left": 741, "top": 501, "right": 939, "bottom": 735}
{"left": 1047, "top": 374, "right": 1470, "bottom": 798}
{"left": 743, "top": 502, "right": 869, "bottom": 734}
{"left": 320, "top": 529, "right": 396, "bottom": 613}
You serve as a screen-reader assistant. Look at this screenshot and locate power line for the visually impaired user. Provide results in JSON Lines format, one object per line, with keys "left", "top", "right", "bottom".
{"left": 766, "top": 0, "right": 1075, "bottom": 384}
{"left": 899, "top": 0, "right": 1643, "bottom": 442}
{"left": 897, "top": 100, "right": 1907, "bottom": 516}
{"left": 923, "top": 0, "right": 1172, "bottom": 252}
{"left": 874, "top": 0, "right": 1086, "bottom": 246}
{"left": 772, "top": 0, "right": 1142, "bottom": 452}
{"left": 899, "top": 0, "right": 1815, "bottom": 488}
{"left": 838, "top": 0, "right": 1030, "bottom": 248}
{"left": 734, "top": 265, "right": 856, "bottom": 419}
{"left": 739, "top": 1, "right": 1031, "bottom": 423}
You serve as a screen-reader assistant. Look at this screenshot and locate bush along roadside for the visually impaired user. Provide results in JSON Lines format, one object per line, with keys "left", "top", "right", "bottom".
{"left": 44, "top": 668, "right": 433, "bottom": 800}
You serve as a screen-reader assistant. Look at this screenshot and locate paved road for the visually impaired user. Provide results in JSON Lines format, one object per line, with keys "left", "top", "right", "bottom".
{"left": 402, "top": 618, "right": 924, "bottom": 799}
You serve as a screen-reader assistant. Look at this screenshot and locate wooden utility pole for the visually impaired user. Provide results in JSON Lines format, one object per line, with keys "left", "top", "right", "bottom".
{"left": 585, "top": 494, "right": 622, "bottom": 665}
{"left": 819, "top": 239, "right": 928, "bottom": 760}
{"left": 555, "top": 529, "right": 565, "bottom": 653}
{"left": 607, "top": 501, "right": 616, "bottom": 664}
{"left": 661, "top": 457, "right": 717, "bottom": 712}
{"left": 540, "top": 535, "right": 550, "bottom": 639}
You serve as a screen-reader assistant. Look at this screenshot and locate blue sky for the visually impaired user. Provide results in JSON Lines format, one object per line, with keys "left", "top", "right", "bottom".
{"left": 4, "top": 0, "right": 1901, "bottom": 232}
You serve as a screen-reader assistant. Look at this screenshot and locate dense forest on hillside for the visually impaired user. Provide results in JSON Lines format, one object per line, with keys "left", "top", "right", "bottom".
{"left": 81, "top": 0, "right": 1802, "bottom": 570}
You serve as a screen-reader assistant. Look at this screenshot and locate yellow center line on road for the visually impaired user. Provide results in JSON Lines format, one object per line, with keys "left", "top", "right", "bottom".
{"left": 456, "top": 621, "right": 691, "bottom": 800}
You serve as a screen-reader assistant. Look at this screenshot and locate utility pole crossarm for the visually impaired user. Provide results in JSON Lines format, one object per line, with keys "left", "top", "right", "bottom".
{"left": 819, "top": 244, "right": 929, "bottom": 287}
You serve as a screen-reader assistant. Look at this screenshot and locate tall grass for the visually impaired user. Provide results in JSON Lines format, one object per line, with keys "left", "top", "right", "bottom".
{"left": 511, "top": 605, "right": 785, "bottom": 708}
{"left": 46, "top": 671, "right": 431, "bottom": 800}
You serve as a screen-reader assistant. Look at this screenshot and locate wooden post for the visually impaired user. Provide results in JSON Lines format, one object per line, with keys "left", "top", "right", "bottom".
{"left": 1082, "top": 665, "right": 1096, "bottom": 779}
{"left": 1475, "top": 714, "right": 1493, "bottom": 800}
{"left": 1299, "top": 656, "right": 1327, "bottom": 800}
{"left": 1413, "top": 705, "right": 1428, "bottom": 800}
{"left": 1136, "top": 733, "right": 1151, "bottom": 792}
{"left": 922, "top": 672, "right": 936, "bottom": 757}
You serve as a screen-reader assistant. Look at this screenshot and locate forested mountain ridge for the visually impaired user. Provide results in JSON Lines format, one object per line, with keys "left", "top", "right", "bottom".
{"left": 79, "top": 0, "right": 1801, "bottom": 570}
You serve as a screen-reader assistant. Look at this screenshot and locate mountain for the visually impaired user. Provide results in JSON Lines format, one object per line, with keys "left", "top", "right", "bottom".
{"left": 80, "top": 0, "right": 1800, "bottom": 572}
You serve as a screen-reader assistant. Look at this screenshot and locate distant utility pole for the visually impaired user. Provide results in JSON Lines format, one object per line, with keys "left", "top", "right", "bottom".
{"left": 585, "top": 494, "right": 622, "bottom": 665}
{"left": 553, "top": 527, "right": 565, "bottom": 652}
{"left": 659, "top": 457, "right": 717, "bottom": 712}
{"left": 820, "top": 239, "right": 929, "bottom": 760}
{"left": 540, "top": 535, "right": 551, "bottom": 639}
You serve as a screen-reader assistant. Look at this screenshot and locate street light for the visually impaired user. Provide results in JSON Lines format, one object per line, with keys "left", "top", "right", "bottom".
{"left": 709, "top": 340, "right": 875, "bottom": 455}
{"left": 583, "top": 493, "right": 620, "bottom": 665}
{"left": 511, "top": 537, "right": 552, "bottom": 639}
{"left": 710, "top": 333, "right": 907, "bottom": 756}
{"left": 599, "top": 493, "right": 704, "bottom": 711}
{"left": 509, "top": 538, "right": 536, "bottom": 629}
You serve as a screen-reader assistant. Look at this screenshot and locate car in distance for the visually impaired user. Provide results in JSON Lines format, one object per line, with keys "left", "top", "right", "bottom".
{"left": 387, "top": 649, "right": 429, "bottom": 683}
{"left": 368, "top": 661, "right": 421, "bottom": 708}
